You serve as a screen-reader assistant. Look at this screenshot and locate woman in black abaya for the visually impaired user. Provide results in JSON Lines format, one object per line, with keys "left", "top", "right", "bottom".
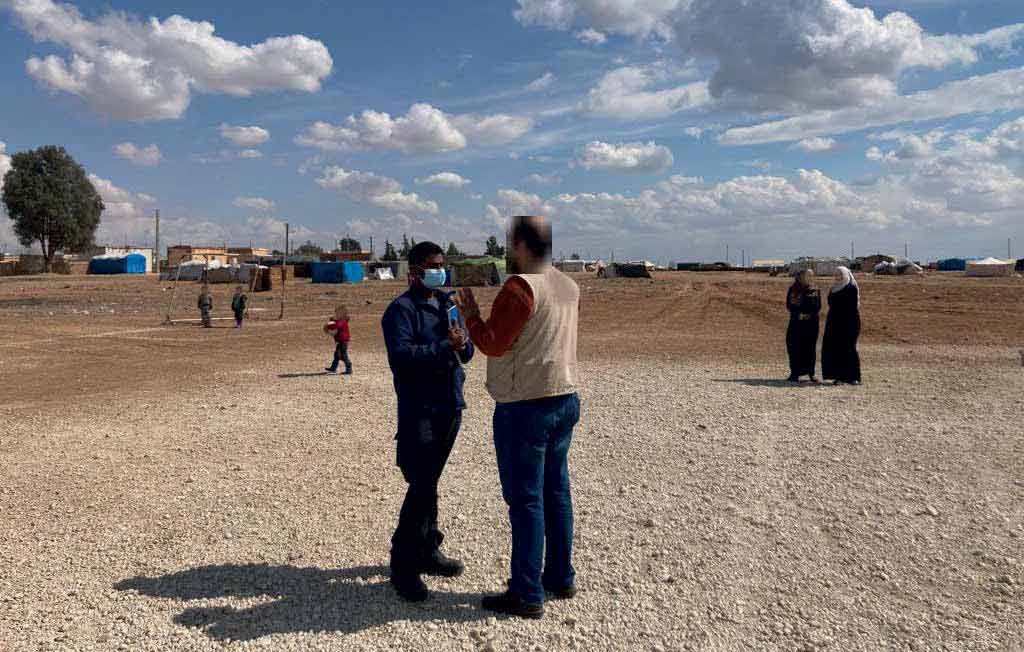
{"left": 785, "top": 269, "right": 821, "bottom": 382}
{"left": 822, "top": 266, "right": 862, "bottom": 385}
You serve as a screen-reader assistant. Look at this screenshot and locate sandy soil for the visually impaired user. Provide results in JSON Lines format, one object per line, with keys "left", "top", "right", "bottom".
{"left": 1, "top": 271, "right": 1022, "bottom": 651}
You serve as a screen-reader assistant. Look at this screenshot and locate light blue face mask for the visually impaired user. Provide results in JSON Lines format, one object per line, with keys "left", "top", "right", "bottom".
{"left": 422, "top": 268, "right": 447, "bottom": 289}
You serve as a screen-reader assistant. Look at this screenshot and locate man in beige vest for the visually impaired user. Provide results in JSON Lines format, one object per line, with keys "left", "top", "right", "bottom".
{"left": 458, "top": 215, "right": 580, "bottom": 620}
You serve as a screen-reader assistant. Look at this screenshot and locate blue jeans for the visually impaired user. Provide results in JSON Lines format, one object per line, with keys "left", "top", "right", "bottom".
{"left": 493, "top": 393, "right": 580, "bottom": 605}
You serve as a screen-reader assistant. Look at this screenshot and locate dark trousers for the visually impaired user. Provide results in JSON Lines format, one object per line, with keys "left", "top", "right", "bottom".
{"left": 390, "top": 410, "right": 462, "bottom": 574}
{"left": 494, "top": 393, "right": 580, "bottom": 605}
{"left": 327, "top": 342, "right": 351, "bottom": 373}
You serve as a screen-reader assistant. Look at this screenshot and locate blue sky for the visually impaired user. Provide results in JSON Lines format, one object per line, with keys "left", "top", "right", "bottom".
{"left": 1, "top": 0, "right": 1023, "bottom": 263}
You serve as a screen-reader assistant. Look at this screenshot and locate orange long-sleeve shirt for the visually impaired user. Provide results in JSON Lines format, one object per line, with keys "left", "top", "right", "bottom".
{"left": 465, "top": 277, "right": 535, "bottom": 357}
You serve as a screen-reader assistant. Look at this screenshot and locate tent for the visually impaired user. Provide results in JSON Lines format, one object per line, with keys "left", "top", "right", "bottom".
{"left": 451, "top": 260, "right": 501, "bottom": 286}
{"left": 966, "top": 257, "right": 1015, "bottom": 277}
{"left": 937, "top": 258, "right": 967, "bottom": 272}
{"left": 88, "top": 253, "right": 146, "bottom": 275}
{"left": 311, "top": 261, "right": 364, "bottom": 284}
{"left": 374, "top": 268, "right": 395, "bottom": 280}
{"left": 554, "top": 260, "right": 585, "bottom": 273}
{"left": 1016, "top": 258, "right": 1024, "bottom": 272}
{"left": 600, "top": 262, "right": 652, "bottom": 279}
{"left": 874, "top": 261, "right": 898, "bottom": 275}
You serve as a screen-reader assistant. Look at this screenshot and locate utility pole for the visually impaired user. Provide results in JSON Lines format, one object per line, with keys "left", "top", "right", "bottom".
{"left": 851, "top": 241, "right": 854, "bottom": 262}
{"left": 1009, "top": 237, "right": 1012, "bottom": 260}
{"left": 369, "top": 236, "right": 374, "bottom": 260}
{"left": 726, "top": 244, "right": 729, "bottom": 265}
{"left": 905, "top": 242, "right": 909, "bottom": 259}
{"left": 154, "top": 209, "right": 160, "bottom": 277}
{"left": 279, "top": 222, "right": 289, "bottom": 320}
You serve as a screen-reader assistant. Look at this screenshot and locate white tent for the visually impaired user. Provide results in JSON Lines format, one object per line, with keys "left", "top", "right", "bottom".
{"left": 374, "top": 268, "right": 395, "bottom": 280}
{"left": 966, "top": 257, "right": 1014, "bottom": 277}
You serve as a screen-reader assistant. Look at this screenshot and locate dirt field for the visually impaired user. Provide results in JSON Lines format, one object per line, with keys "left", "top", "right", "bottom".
{"left": 1, "top": 271, "right": 1022, "bottom": 651}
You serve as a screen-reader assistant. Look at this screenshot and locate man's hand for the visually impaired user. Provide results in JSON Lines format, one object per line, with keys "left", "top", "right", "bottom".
{"left": 457, "top": 288, "right": 480, "bottom": 321}
{"left": 449, "top": 325, "right": 468, "bottom": 351}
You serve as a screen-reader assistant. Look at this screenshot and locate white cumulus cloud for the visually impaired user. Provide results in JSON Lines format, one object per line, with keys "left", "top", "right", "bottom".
{"left": 525, "top": 72, "right": 556, "bottom": 92}
{"left": 574, "top": 28, "right": 607, "bottom": 45}
{"left": 233, "top": 196, "right": 276, "bottom": 212}
{"left": 415, "top": 172, "right": 471, "bottom": 189}
{"left": 10, "top": 0, "right": 333, "bottom": 121}
{"left": 719, "top": 67, "right": 1024, "bottom": 145}
{"left": 791, "top": 137, "right": 838, "bottom": 154}
{"left": 580, "top": 65, "right": 710, "bottom": 120}
{"left": 575, "top": 141, "right": 674, "bottom": 173}
{"left": 113, "top": 142, "right": 162, "bottom": 166}
{"left": 219, "top": 124, "right": 270, "bottom": 147}
{"left": 316, "top": 167, "right": 439, "bottom": 215}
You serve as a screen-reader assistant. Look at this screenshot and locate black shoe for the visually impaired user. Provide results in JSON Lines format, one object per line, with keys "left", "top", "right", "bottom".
{"left": 787, "top": 375, "right": 800, "bottom": 383}
{"left": 420, "top": 551, "right": 464, "bottom": 578}
{"left": 390, "top": 572, "right": 428, "bottom": 602}
{"left": 506, "top": 577, "right": 577, "bottom": 600}
{"left": 481, "top": 590, "right": 543, "bottom": 619}
{"left": 544, "top": 583, "right": 577, "bottom": 600}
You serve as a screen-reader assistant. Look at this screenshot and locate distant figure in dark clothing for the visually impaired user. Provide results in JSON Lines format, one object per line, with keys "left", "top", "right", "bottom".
{"left": 231, "top": 286, "right": 248, "bottom": 329}
{"left": 786, "top": 269, "right": 821, "bottom": 383}
{"left": 822, "top": 266, "right": 862, "bottom": 385}
{"left": 198, "top": 285, "right": 213, "bottom": 328}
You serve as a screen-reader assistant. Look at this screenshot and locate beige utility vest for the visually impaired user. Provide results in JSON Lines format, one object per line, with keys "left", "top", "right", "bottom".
{"left": 486, "top": 267, "right": 580, "bottom": 404}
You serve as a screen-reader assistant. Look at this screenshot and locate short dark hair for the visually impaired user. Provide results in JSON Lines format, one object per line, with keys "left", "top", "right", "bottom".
{"left": 408, "top": 241, "right": 444, "bottom": 267}
{"left": 510, "top": 216, "right": 552, "bottom": 259}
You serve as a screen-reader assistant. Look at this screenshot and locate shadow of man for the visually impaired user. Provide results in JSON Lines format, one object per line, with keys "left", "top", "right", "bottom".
{"left": 712, "top": 378, "right": 812, "bottom": 388}
{"left": 115, "top": 564, "right": 488, "bottom": 641}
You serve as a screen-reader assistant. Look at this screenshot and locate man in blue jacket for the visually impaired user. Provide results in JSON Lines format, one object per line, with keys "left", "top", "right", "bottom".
{"left": 382, "top": 241, "right": 474, "bottom": 602}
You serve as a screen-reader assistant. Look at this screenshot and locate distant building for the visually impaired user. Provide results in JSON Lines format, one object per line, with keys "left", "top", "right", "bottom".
{"left": 167, "top": 245, "right": 230, "bottom": 267}
{"left": 320, "top": 250, "right": 373, "bottom": 262}
{"left": 227, "top": 247, "right": 272, "bottom": 263}
{"left": 751, "top": 259, "right": 785, "bottom": 272}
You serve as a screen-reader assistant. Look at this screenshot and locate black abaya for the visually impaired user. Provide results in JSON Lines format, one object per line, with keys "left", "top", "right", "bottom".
{"left": 822, "top": 284, "right": 861, "bottom": 383}
{"left": 786, "top": 286, "right": 821, "bottom": 378}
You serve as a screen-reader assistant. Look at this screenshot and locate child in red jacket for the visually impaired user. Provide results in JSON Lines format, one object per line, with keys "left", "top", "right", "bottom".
{"left": 324, "top": 305, "right": 352, "bottom": 375}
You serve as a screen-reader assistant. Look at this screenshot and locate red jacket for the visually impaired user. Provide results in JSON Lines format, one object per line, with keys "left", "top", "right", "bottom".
{"left": 326, "top": 319, "right": 351, "bottom": 343}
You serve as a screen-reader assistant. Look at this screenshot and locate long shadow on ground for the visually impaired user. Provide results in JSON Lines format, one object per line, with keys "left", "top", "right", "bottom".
{"left": 713, "top": 378, "right": 810, "bottom": 388}
{"left": 115, "top": 564, "right": 487, "bottom": 641}
{"left": 277, "top": 372, "right": 333, "bottom": 379}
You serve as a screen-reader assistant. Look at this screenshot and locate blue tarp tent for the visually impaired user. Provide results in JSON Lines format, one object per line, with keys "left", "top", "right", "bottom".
{"left": 342, "top": 261, "right": 364, "bottom": 284}
{"left": 937, "top": 258, "right": 966, "bottom": 271}
{"left": 311, "top": 262, "right": 345, "bottom": 284}
{"left": 88, "top": 253, "right": 147, "bottom": 275}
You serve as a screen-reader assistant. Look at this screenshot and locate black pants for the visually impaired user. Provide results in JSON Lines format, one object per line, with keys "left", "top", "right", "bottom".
{"left": 390, "top": 410, "right": 462, "bottom": 574}
{"left": 328, "top": 342, "right": 351, "bottom": 372}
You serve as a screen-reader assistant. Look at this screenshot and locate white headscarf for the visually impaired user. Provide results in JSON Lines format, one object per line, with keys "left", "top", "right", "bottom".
{"left": 831, "top": 266, "right": 860, "bottom": 307}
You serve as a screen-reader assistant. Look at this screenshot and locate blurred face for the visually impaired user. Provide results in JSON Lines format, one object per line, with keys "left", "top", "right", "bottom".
{"left": 409, "top": 253, "right": 444, "bottom": 288}
{"left": 834, "top": 270, "right": 844, "bottom": 283}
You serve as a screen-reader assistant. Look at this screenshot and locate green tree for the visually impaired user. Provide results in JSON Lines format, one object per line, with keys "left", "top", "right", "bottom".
{"left": 445, "top": 241, "right": 463, "bottom": 257}
{"left": 338, "top": 235, "right": 362, "bottom": 252}
{"left": 485, "top": 235, "right": 505, "bottom": 257}
{"left": 399, "top": 233, "right": 412, "bottom": 259}
{"left": 381, "top": 239, "right": 399, "bottom": 261}
{"left": 294, "top": 240, "right": 323, "bottom": 257}
{"left": 570, "top": 252, "right": 581, "bottom": 261}
{"left": 2, "top": 146, "right": 104, "bottom": 272}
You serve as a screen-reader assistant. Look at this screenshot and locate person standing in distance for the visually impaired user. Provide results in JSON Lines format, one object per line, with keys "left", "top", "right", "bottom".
{"left": 381, "top": 241, "right": 474, "bottom": 602}
{"left": 458, "top": 216, "right": 580, "bottom": 620}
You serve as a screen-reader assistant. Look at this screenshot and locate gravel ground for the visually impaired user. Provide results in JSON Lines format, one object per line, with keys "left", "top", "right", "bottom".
{"left": 2, "top": 343, "right": 1022, "bottom": 652}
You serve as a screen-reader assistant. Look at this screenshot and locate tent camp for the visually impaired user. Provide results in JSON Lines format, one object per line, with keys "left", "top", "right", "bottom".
{"left": 88, "top": 253, "right": 146, "bottom": 275}
{"left": 966, "top": 257, "right": 1015, "bottom": 277}
{"left": 162, "top": 259, "right": 223, "bottom": 281}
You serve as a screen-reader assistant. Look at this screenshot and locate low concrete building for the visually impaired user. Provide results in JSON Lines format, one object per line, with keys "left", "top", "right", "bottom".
{"left": 228, "top": 247, "right": 271, "bottom": 262}
{"left": 167, "top": 245, "right": 230, "bottom": 267}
